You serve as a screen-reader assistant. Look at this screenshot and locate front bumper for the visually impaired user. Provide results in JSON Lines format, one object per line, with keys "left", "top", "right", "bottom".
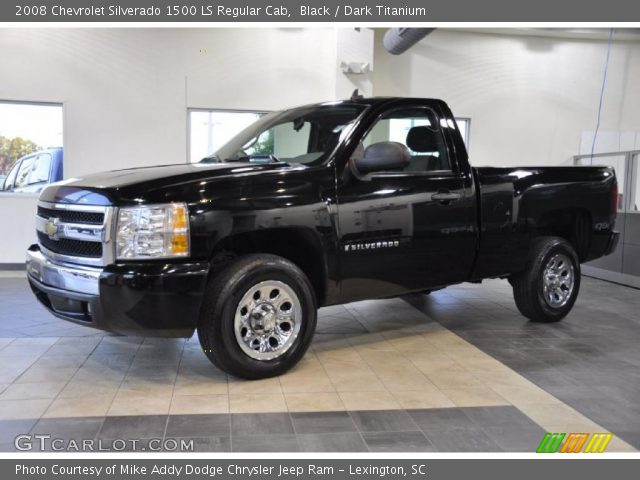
{"left": 26, "top": 245, "right": 210, "bottom": 337}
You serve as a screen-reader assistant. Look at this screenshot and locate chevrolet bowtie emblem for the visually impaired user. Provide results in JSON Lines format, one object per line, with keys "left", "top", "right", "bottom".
{"left": 44, "top": 217, "right": 60, "bottom": 240}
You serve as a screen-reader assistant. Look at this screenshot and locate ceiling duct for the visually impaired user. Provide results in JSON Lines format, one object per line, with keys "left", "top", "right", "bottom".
{"left": 383, "top": 28, "right": 435, "bottom": 55}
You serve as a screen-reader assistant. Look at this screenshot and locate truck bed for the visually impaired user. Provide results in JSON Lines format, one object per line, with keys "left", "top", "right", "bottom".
{"left": 471, "top": 165, "right": 617, "bottom": 280}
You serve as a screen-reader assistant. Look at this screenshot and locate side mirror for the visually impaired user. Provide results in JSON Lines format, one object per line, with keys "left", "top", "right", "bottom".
{"left": 352, "top": 141, "right": 410, "bottom": 176}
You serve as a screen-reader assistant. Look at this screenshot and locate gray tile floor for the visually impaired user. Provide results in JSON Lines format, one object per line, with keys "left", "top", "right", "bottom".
{"left": 1, "top": 274, "right": 639, "bottom": 452}
{"left": 407, "top": 275, "right": 640, "bottom": 449}
{"left": 0, "top": 406, "right": 544, "bottom": 452}
{"left": 0, "top": 278, "right": 104, "bottom": 338}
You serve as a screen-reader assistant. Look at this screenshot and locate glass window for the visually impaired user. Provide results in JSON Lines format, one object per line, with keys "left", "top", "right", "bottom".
{"left": 230, "top": 120, "right": 314, "bottom": 161}
{"left": 0, "top": 101, "right": 63, "bottom": 193}
{"left": 362, "top": 107, "right": 451, "bottom": 173}
{"left": 14, "top": 155, "right": 34, "bottom": 189}
{"left": 189, "top": 110, "right": 264, "bottom": 163}
{"left": 272, "top": 121, "right": 311, "bottom": 158}
{"left": 206, "top": 104, "right": 366, "bottom": 166}
{"left": 28, "top": 153, "right": 52, "bottom": 185}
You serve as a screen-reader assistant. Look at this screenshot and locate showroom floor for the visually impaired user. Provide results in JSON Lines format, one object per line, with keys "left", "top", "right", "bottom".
{"left": 0, "top": 274, "right": 638, "bottom": 452}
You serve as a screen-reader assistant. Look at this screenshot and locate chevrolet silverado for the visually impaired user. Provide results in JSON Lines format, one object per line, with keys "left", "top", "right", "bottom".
{"left": 26, "top": 97, "right": 619, "bottom": 378}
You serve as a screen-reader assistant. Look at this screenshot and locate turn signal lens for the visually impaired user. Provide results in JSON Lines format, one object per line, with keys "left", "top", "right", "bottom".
{"left": 170, "top": 233, "right": 189, "bottom": 255}
{"left": 171, "top": 204, "right": 188, "bottom": 231}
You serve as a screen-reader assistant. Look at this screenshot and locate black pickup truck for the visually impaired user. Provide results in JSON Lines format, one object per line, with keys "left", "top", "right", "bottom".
{"left": 26, "top": 97, "right": 619, "bottom": 379}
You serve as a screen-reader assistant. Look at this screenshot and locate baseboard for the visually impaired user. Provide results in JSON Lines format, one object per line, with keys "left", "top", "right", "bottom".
{"left": 582, "top": 265, "right": 640, "bottom": 290}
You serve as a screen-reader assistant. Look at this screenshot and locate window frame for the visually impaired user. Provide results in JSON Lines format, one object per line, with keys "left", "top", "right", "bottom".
{"left": 187, "top": 107, "right": 269, "bottom": 163}
{"left": 357, "top": 105, "right": 457, "bottom": 179}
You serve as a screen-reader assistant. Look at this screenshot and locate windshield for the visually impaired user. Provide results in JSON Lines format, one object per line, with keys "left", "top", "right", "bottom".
{"left": 202, "top": 103, "right": 367, "bottom": 166}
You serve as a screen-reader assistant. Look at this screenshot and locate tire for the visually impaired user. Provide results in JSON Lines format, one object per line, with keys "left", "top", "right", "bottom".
{"left": 511, "top": 236, "right": 580, "bottom": 323}
{"left": 197, "top": 254, "right": 317, "bottom": 379}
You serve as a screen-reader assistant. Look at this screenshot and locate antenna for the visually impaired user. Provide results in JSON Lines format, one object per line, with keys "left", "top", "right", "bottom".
{"left": 350, "top": 89, "right": 364, "bottom": 101}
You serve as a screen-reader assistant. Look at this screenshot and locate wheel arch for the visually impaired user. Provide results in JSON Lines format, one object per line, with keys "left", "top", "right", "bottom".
{"left": 208, "top": 227, "right": 329, "bottom": 306}
{"left": 531, "top": 207, "right": 592, "bottom": 262}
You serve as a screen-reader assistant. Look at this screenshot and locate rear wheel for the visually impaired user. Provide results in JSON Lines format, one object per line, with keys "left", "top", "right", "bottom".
{"left": 197, "top": 254, "right": 317, "bottom": 379}
{"left": 511, "top": 237, "right": 580, "bottom": 323}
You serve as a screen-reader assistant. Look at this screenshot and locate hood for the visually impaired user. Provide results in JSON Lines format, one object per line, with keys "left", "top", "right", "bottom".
{"left": 39, "top": 162, "right": 298, "bottom": 206}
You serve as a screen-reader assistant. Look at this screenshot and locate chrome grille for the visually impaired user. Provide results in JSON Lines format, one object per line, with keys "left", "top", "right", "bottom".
{"left": 36, "top": 201, "right": 115, "bottom": 267}
{"left": 37, "top": 232, "right": 103, "bottom": 258}
{"left": 37, "top": 206, "right": 104, "bottom": 225}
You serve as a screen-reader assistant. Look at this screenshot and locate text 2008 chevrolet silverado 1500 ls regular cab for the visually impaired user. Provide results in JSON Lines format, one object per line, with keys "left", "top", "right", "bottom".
{"left": 26, "top": 97, "right": 619, "bottom": 379}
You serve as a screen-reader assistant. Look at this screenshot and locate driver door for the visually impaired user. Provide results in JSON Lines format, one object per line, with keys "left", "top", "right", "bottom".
{"left": 336, "top": 104, "right": 476, "bottom": 302}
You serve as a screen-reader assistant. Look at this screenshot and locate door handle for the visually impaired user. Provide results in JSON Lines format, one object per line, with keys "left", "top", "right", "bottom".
{"left": 431, "top": 191, "right": 461, "bottom": 204}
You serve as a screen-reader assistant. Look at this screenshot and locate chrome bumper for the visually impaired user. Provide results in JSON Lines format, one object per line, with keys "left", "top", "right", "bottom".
{"left": 26, "top": 248, "right": 102, "bottom": 296}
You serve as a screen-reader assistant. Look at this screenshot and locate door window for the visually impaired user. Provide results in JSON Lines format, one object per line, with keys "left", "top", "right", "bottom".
{"left": 362, "top": 108, "right": 451, "bottom": 173}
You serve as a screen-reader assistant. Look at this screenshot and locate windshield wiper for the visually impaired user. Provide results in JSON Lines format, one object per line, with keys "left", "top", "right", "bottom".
{"left": 227, "top": 154, "right": 281, "bottom": 164}
{"left": 200, "top": 154, "right": 222, "bottom": 163}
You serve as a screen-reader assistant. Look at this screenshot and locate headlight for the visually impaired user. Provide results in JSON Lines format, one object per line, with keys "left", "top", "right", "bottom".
{"left": 116, "top": 203, "right": 190, "bottom": 260}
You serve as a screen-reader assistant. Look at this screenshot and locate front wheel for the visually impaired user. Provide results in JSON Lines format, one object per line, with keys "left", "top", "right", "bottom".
{"left": 511, "top": 237, "right": 580, "bottom": 323}
{"left": 197, "top": 254, "right": 317, "bottom": 379}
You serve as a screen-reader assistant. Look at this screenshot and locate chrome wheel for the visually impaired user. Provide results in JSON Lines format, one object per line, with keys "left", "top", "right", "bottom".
{"left": 234, "top": 280, "right": 302, "bottom": 361}
{"left": 542, "top": 253, "right": 575, "bottom": 308}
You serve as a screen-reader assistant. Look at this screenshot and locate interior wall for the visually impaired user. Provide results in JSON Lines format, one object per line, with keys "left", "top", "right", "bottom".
{"left": 0, "top": 28, "right": 347, "bottom": 264}
{"left": 0, "top": 193, "right": 38, "bottom": 264}
{"left": 0, "top": 28, "right": 341, "bottom": 178}
{"left": 334, "top": 28, "right": 375, "bottom": 98}
{"left": 372, "top": 29, "right": 640, "bottom": 167}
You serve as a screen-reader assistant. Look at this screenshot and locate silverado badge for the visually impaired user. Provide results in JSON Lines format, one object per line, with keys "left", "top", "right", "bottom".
{"left": 343, "top": 240, "right": 401, "bottom": 252}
